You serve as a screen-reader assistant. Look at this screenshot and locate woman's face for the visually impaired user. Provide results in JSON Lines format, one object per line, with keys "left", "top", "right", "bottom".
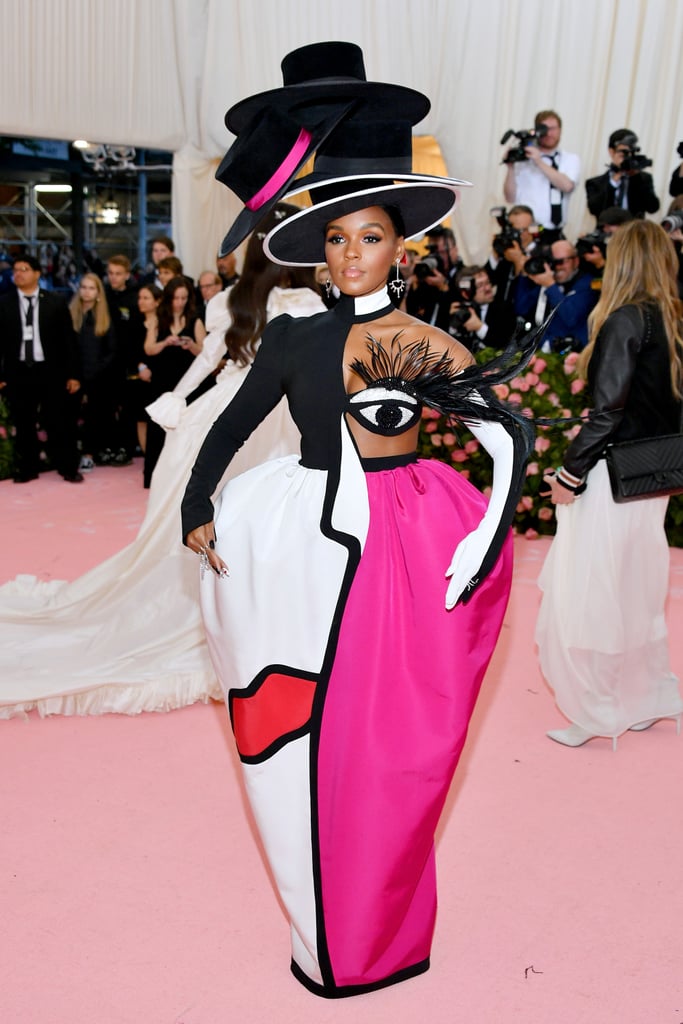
{"left": 138, "top": 288, "right": 159, "bottom": 314}
{"left": 79, "top": 277, "right": 99, "bottom": 308}
{"left": 172, "top": 286, "right": 189, "bottom": 314}
{"left": 324, "top": 206, "right": 403, "bottom": 298}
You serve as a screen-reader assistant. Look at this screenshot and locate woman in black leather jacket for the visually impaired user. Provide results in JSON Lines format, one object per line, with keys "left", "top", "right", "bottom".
{"left": 536, "top": 219, "right": 683, "bottom": 748}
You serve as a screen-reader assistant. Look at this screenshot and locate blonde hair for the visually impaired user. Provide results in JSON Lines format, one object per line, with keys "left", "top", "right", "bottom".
{"left": 69, "top": 273, "right": 111, "bottom": 336}
{"left": 577, "top": 220, "right": 683, "bottom": 397}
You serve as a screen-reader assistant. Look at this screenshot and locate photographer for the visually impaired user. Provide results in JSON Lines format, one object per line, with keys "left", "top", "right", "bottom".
{"left": 585, "top": 129, "right": 660, "bottom": 221}
{"left": 515, "top": 239, "right": 598, "bottom": 351}
{"left": 486, "top": 204, "right": 537, "bottom": 304}
{"left": 405, "top": 225, "right": 462, "bottom": 329}
{"left": 503, "top": 110, "right": 580, "bottom": 242}
{"left": 578, "top": 207, "right": 634, "bottom": 281}
{"left": 448, "top": 265, "right": 518, "bottom": 352}
{"left": 662, "top": 196, "right": 683, "bottom": 293}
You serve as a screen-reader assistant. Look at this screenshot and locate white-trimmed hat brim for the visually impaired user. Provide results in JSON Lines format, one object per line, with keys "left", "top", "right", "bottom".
{"left": 264, "top": 182, "right": 461, "bottom": 267}
{"left": 285, "top": 171, "right": 472, "bottom": 197}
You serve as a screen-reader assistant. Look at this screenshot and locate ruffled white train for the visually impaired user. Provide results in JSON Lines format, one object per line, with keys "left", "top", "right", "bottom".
{"left": 0, "top": 286, "right": 326, "bottom": 718}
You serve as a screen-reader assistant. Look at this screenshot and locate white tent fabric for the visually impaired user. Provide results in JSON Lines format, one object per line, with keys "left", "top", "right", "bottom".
{"left": 2, "top": 0, "right": 683, "bottom": 276}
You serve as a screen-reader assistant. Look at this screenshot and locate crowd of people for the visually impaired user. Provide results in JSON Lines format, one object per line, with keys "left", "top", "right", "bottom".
{"left": 2, "top": 113, "right": 683, "bottom": 490}
{"left": 396, "top": 113, "right": 683, "bottom": 357}
{"left": 0, "top": 236, "right": 242, "bottom": 486}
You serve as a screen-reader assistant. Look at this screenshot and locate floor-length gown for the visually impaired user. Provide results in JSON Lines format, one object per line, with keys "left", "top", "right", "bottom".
{"left": 536, "top": 460, "right": 683, "bottom": 736}
{"left": 182, "top": 290, "right": 519, "bottom": 995}
{"left": 0, "top": 287, "right": 324, "bottom": 717}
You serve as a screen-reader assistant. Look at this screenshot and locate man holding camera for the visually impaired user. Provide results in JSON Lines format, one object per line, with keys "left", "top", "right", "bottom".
{"left": 514, "top": 240, "right": 598, "bottom": 351}
{"left": 503, "top": 110, "right": 580, "bottom": 242}
{"left": 486, "top": 204, "right": 538, "bottom": 306}
{"left": 405, "top": 226, "right": 462, "bottom": 329}
{"left": 448, "top": 265, "right": 518, "bottom": 352}
{"left": 585, "top": 129, "right": 660, "bottom": 221}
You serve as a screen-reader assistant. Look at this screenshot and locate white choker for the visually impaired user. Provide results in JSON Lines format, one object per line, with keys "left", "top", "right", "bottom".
{"left": 354, "top": 288, "right": 391, "bottom": 315}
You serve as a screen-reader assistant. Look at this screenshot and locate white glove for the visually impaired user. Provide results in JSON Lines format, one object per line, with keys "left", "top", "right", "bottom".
{"left": 445, "top": 409, "right": 514, "bottom": 610}
{"left": 146, "top": 392, "right": 186, "bottom": 430}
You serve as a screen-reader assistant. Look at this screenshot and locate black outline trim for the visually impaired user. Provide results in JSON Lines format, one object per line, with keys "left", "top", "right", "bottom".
{"left": 290, "top": 956, "right": 430, "bottom": 998}
{"left": 360, "top": 451, "right": 418, "bottom": 472}
{"left": 228, "top": 664, "right": 319, "bottom": 765}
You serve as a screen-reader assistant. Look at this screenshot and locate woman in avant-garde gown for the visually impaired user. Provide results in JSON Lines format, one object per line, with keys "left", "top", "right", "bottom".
{"left": 182, "top": 174, "right": 535, "bottom": 994}
{"left": 536, "top": 219, "right": 683, "bottom": 749}
{"left": 0, "top": 205, "right": 325, "bottom": 718}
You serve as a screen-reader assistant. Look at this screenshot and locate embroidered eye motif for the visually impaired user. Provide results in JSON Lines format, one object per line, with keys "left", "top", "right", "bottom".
{"left": 347, "top": 387, "right": 421, "bottom": 436}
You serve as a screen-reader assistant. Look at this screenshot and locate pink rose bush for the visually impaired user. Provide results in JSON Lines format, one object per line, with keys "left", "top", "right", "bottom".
{"left": 418, "top": 349, "right": 682, "bottom": 544}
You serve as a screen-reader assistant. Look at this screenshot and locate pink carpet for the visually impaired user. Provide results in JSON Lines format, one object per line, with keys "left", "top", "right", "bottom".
{"left": 2, "top": 465, "right": 682, "bottom": 1024}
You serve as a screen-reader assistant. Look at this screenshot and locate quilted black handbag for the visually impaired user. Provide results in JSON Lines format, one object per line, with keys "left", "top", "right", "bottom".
{"left": 605, "top": 431, "right": 683, "bottom": 502}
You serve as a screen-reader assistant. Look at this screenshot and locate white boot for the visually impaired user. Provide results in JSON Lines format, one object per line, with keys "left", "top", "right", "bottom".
{"left": 546, "top": 724, "right": 617, "bottom": 751}
{"left": 630, "top": 715, "right": 682, "bottom": 733}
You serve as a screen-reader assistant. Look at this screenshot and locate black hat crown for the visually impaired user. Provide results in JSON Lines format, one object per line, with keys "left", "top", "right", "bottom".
{"left": 226, "top": 40, "right": 430, "bottom": 133}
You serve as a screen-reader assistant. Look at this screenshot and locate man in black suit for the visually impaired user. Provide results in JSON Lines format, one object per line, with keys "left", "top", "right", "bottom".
{"left": 0, "top": 255, "right": 83, "bottom": 482}
{"left": 585, "top": 129, "right": 660, "bottom": 222}
{"left": 105, "top": 254, "right": 144, "bottom": 461}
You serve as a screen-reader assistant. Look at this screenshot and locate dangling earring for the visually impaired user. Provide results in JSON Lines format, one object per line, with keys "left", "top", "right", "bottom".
{"left": 324, "top": 278, "right": 332, "bottom": 299}
{"left": 389, "top": 256, "right": 406, "bottom": 300}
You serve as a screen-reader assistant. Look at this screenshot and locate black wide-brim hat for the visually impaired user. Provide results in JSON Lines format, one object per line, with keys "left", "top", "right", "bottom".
{"left": 216, "top": 102, "right": 356, "bottom": 256}
{"left": 263, "top": 181, "right": 460, "bottom": 267}
{"left": 226, "top": 41, "right": 430, "bottom": 133}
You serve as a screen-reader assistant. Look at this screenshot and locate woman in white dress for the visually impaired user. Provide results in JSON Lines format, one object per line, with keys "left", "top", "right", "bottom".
{"left": 0, "top": 205, "right": 325, "bottom": 717}
{"left": 536, "top": 220, "right": 683, "bottom": 748}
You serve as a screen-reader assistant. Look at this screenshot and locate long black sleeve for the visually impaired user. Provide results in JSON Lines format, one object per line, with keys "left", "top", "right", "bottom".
{"left": 181, "top": 316, "right": 291, "bottom": 538}
{"left": 562, "top": 306, "right": 643, "bottom": 479}
{"left": 626, "top": 171, "right": 660, "bottom": 215}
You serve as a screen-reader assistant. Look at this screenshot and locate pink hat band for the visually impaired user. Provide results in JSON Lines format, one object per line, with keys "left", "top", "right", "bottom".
{"left": 245, "top": 128, "right": 313, "bottom": 212}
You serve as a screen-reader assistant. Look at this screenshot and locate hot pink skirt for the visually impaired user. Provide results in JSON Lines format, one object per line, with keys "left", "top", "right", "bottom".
{"left": 200, "top": 453, "right": 512, "bottom": 996}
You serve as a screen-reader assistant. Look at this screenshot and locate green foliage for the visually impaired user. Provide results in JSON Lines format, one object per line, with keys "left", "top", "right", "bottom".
{"left": 417, "top": 346, "right": 683, "bottom": 546}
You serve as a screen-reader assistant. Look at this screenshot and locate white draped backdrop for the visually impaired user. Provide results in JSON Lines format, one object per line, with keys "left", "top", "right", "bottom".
{"left": 1, "top": 0, "right": 683, "bottom": 277}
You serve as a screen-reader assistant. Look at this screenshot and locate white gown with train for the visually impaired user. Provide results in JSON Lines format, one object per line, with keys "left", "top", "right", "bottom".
{"left": 0, "top": 286, "right": 325, "bottom": 717}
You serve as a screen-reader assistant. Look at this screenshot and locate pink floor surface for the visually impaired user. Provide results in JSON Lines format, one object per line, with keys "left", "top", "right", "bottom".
{"left": 1, "top": 464, "right": 682, "bottom": 1024}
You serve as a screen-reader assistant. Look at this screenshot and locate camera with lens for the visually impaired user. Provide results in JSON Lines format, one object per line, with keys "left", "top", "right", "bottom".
{"left": 448, "top": 302, "right": 479, "bottom": 342}
{"left": 493, "top": 227, "right": 524, "bottom": 257}
{"left": 549, "top": 336, "right": 581, "bottom": 355}
{"left": 661, "top": 210, "right": 683, "bottom": 234}
{"left": 611, "top": 132, "right": 653, "bottom": 173}
{"left": 500, "top": 124, "right": 548, "bottom": 164}
{"left": 524, "top": 245, "right": 554, "bottom": 277}
{"left": 450, "top": 303, "right": 476, "bottom": 329}
{"left": 576, "top": 228, "right": 608, "bottom": 259}
{"left": 414, "top": 255, "right": 440, "bottom": 281}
